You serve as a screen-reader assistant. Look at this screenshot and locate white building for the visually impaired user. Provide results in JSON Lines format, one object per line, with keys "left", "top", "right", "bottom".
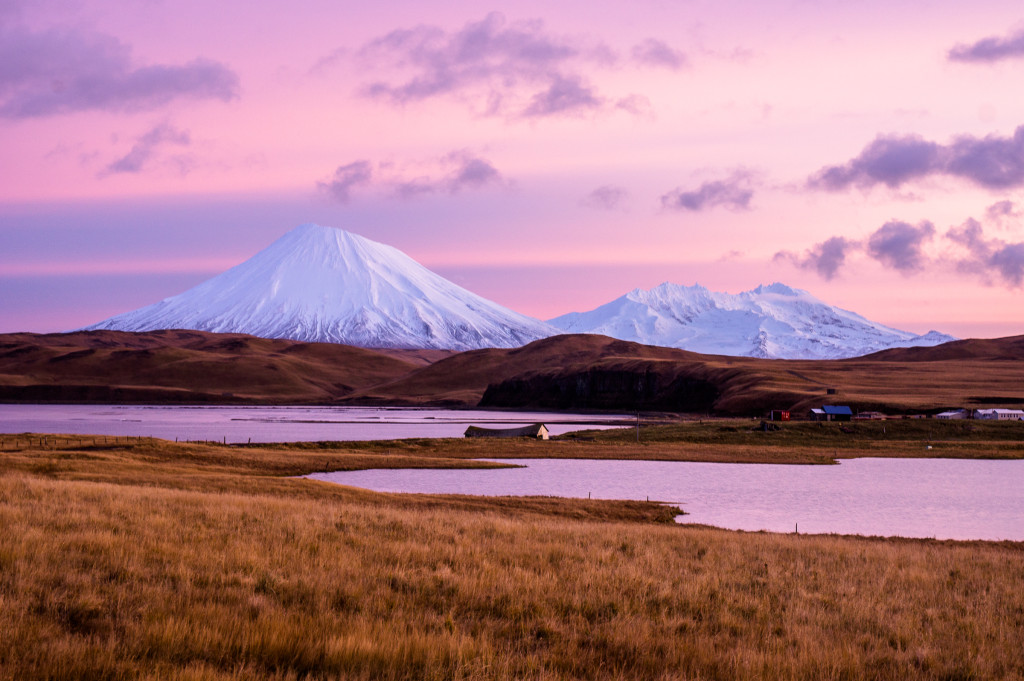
{"left": 935, "top": 409, "right": 968, "bottom": 420}
{"left": 974, "top": 408, "right": 1024, "bottom": 421}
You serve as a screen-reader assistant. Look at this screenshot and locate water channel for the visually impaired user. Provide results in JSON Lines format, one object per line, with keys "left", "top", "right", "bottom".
{"left": 0, "top": 404, "right": 629, "bottom": 442}
{"left": 309, "top": 457, "right": 1024, "bottom": 541}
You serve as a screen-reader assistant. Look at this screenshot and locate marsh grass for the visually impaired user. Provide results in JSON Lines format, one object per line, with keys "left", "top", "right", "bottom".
{"left": 1, "top": 435, "right": 1023, "bottom": 680}
{"left": 258, "top": 417, "right": 1024, "bottom": 464}
{"left": 551, "top": 418, "right": 1024, "bottom": 463}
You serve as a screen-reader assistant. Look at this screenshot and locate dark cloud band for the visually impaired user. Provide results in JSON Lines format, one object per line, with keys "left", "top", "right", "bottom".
{"left": 809, "top": 127, "right": 1024, "bottom": 191}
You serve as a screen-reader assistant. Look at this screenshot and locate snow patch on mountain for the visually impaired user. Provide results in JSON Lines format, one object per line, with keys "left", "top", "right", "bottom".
{"left": 548, "top": 282, "right": 955, "bottom": 359}
{"left": 86, "top": 223, "right": 558, "bottom": 350}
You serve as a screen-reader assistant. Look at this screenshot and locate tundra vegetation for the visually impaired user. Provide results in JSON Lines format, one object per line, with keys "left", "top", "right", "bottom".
{"left": 1, "top": 430, "right": 1023, "bottom": 680}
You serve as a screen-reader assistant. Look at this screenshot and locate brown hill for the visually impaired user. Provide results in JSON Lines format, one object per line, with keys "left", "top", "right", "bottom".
{"left": 859, "top": 335, "right": 1024, "bottom": 362}
{"left": 0, "top": 329, "right": 431, "bottom": 403}
{"left": 2, "top": 330, "right": 1023, "bottom": 415}
{"left": 343, "top": 335, "right": 714, "bottom": 406}
{"left": 348, "top": 333, "right": 1024, "bottom": 415}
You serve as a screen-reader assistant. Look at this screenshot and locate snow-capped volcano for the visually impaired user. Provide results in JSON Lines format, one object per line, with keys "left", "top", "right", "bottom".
{"left": 86, "top": 224, "right": 558, "bottom": 350}
{"left": 548, "top": 282, "right": 955, "bottom": 359}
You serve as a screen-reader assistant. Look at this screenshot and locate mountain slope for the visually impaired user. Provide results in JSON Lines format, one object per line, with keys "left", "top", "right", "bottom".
{"left": 86, "top": 224, "right": 558, "bottom": 351}
{"left": 4, "top": 330, "right": 1023, "bottom": 413}
{"left": 0, "top": 329, "right": 427, "bottom": 403}
{"left": 549, "top": 282, "right": 954, "bottom": 359}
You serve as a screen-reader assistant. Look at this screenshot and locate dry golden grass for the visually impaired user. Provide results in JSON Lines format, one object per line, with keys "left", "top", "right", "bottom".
{"left": 1, "top": 435, "right": 1023, "bottom": 680}
{"left": 0, "top": 329, "right": 430, "bottom": 403}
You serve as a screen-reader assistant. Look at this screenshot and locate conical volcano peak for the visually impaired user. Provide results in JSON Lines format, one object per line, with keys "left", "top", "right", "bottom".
{"left": 266, "top": 224, "right": 401, "bottom": 267}
{"left": 86, "top": 225, "right": 558, "bottom": 350}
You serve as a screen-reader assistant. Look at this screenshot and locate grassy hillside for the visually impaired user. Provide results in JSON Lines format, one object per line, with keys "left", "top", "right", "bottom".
{"left": 3, "top": 330, "right": 1024, "bottom": 415}
{"left": 0, "top": 329, "right": 432, "bottom": 403}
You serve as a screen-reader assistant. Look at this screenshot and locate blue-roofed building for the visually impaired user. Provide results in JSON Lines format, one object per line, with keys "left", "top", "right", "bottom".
{"left": 811, "top": 405, "right": 854, "bottom": 422}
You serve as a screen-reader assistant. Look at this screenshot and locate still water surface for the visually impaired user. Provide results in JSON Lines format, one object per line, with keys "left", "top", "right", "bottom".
{"left": 0, "top": 404, "right": 628, "bottom": 442}
{"left": 309, "top": 458, "right": 1024, "bottom": 541}
{"left": 5, "top": 405, "right": 1019, "bottom": 540}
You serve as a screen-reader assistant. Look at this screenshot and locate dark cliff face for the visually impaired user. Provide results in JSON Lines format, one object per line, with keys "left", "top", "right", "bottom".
{"left": 478, "top": 368, "right": 720, "bottom": 412}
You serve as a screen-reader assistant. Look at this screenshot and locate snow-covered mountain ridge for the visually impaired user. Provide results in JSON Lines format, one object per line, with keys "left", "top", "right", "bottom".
{"left": 86, "top": 224, "right": 558, "bottom": 351}
{"left": 87, "top": 224, "right": 955, "bottom": 357}
{"left": 548, "top": 282, "right": 955, "bottom": 359}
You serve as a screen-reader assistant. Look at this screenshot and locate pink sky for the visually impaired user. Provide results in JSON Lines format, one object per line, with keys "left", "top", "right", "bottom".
{"left": 2, "top": 0, "right": 1023, "bottom": 339}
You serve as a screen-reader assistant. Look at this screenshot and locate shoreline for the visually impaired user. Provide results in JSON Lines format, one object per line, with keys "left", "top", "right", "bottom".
{"left": 6, "top": 432, "right": 1022, "bottom": 543}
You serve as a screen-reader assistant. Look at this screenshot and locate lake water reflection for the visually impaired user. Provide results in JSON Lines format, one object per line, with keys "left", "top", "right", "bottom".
{"left": 309, "top": 457, "right": 1024, "bottom": 541}
{"left": 0, "top": 404, "right": 628, "bottom": 443}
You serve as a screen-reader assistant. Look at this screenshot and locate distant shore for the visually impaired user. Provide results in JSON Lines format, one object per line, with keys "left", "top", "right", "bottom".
{"left": 4, "top": 415, "right": 1024, "bottom": 463}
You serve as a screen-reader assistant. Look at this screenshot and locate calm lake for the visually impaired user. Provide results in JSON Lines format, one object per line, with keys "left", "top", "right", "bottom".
{"left": 6, "top": 404, "right": 1021, "bottom": 541}
{"left": 309, "top": 458, "right": 1024, "bottom": 541}
{"left": 0, "top": 404, "right": 629, "bottom": 442}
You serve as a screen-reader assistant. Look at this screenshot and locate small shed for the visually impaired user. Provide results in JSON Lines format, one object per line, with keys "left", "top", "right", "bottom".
{"left": 935, "top": 409, "right": 968, "bottom": 420}
{"left": 811, "top": 406, "right": 853, "bottom": 422}
{"left": 464, "top": 423, "right": 550, "bottom": 440}
{"left": 769, "top": 410, "right": 791, "bottom": 421}
{"left": 824, "top": 406, "right": 853, "bottom": 422}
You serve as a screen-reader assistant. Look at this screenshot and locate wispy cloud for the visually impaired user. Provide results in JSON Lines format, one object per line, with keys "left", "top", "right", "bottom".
{"left": 985, "top": 199, "right": 1021, "bottom": 222}
{"left": 102, "top": 123, "right": 191, "bottom": 175}
{"left": 661, "top": 172, "right": 754, "bottom": 211}
{"left": 948, "top": 28, "right": 1024, "bottom": 63}
{"left": 631, "top": 39, "right": 687, "bottom": 70}
{"left": 613, "top": 94, "right": 653, "bottom": 117}
{"left": 521, "top": 74, "right": 604, "bottom": 117}
{"left": 393, "top": 151, "right": 505, "bottom": 197}
{"left": 319, "top": 151, "right": 505, "bottom": 203}
{"left": 0, "top": 22, "right": 238, "bottom": 118}
{"left": 773, "top": 236, "right": 855, "bottom": 281}
{"left": 318, "top": 161, "right": 373, "bottom": 203}
{"left": 581, "top": 185, "right": 630, "bottom": 211}
{"left": 343, "top": 13, "right": 671, "bottom": 119}
{"left": 809, "top": 126, "right": 1024, "bottom": 191}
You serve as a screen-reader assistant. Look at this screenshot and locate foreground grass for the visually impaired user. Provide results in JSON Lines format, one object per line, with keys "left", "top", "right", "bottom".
{"left": 1, "top": 436, "right": 1023, "bottom": 680}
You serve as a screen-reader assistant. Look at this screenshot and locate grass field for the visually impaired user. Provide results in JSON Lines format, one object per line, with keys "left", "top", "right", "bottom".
{"left": 2, "top": 433, "right": 1023, "bottom": 680}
